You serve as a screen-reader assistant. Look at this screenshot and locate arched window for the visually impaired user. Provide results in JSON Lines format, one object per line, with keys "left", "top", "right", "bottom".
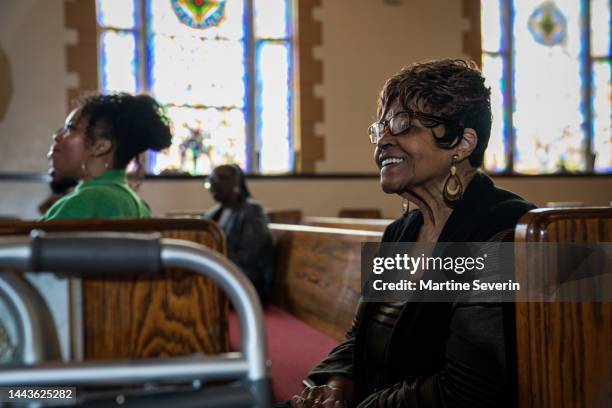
{"left": 96, "top": 0, "right": 294, "bottom": 175}
{"left": 481, "top": 0, "right": 610, "bottom": 174}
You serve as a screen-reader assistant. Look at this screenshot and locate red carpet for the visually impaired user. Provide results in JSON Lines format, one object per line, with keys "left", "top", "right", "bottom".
{"left": 229, "top": 305, "right": 339, "bottom": 402}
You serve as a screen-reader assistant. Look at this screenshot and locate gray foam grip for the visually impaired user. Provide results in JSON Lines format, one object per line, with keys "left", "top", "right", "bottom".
{"left": 30, "top": 231, "right": 162, "bottom": 275}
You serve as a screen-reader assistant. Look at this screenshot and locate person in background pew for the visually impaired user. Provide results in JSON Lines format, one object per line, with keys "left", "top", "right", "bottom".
{"left": 42, "top": 93, "right": 172, "bottom": 220}
{"left": 288, "top": 59, "right": 536, "bottom": 407}
{"left": 204, "top": 164, "right": 275, "bottom": 303}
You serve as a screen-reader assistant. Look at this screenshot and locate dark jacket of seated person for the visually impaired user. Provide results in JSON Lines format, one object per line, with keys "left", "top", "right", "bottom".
{"left": 204, "top": 165, "right": 275, "bottom": 303}
{"left": 307, "top": 172, "right": 535, "bottom": 407}
{"left": 42, "top": 93, "right": 171, "bottom": 221}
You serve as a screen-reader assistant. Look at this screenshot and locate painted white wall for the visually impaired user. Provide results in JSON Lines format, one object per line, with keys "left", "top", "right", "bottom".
{"left": 3, "top": 176, "right": 610, "bottom": 221}
{"left": 314, "top": 0, "right": 469, "bottom": 172}
{"left": 0, "top": 0, "right": 76, "bottom": 173}
{"left": 133, "top": 176, "right": 612, "bottom": 218}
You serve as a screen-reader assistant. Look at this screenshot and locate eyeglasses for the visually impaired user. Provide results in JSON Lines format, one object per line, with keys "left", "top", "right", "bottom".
{"left": 368, "top": 109, "right": 453, "bottom": 144}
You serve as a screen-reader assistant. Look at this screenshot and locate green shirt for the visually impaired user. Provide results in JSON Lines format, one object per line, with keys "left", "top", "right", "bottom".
{"left": 42, "top": 170, "right": 151, "bottom": 221}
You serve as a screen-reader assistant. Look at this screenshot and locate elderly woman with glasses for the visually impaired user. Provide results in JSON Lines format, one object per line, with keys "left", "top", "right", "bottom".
{"left": 288, "top": 59, "right": 535, "bottom": 407}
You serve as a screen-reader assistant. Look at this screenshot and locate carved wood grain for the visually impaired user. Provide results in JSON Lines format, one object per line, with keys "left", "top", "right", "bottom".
{"left": 270, "top": 225, "right": 382, "bottom": 340}
{"left": 0, "top": 219, "right": 229, "bottom": 360}
{"left": 515, "top": 208, "right": 612, "bottom": 408}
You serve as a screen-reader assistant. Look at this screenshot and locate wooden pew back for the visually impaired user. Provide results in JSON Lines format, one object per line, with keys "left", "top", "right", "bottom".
{"left": 164, "top": 211, "right": 203, "bottom": 219}
{"left": 0, "top": 219, "right": 229, "bottom": 360}
{"left": 266, "top": 209, "right": 302, "bottom": 224}
{"left": 338, "top": 208, "right": 382, "bottom": 219}
{"left": 514, "top": 208, "right": 611, "bottom": 408}
{"left": 269, "top": 223, "right": 382, "bottom": 340}
{"left": 165, "top": 208, "right": 304, "bottom": 225}
{"left": 303, "top": 216, "right": 392, "bottom": 232}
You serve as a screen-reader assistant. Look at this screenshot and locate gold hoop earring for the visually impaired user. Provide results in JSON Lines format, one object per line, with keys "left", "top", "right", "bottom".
{"left": 81, "top": 161, "right": 89, "bottom": 177}
{"left": 401, "top": 198, "right": 409, "bottom": 214}
{"left": 443, "top": 154, "right": 463, "bottom": 206}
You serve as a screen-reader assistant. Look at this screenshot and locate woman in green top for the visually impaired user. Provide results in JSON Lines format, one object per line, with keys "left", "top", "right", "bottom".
{"left": 42, "top": 93, "right": 172, "bottom": 220}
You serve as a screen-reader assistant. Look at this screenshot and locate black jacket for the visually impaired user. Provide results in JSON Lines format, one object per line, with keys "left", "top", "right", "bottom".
{"left": 308, "top": 171, "right": 536, "bottom": 407}
{"left": 205, "top": 199, "right": 275, "bottom": 302}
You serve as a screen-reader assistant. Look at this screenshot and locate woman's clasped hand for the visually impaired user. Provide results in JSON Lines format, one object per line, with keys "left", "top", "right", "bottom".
{"left": 290, "top": 384, "right": 349, "bottom": 408}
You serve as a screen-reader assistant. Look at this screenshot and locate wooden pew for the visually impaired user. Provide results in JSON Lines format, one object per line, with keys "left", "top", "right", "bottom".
{"left": 164, "top": 210, "right": 203, "bottom": 219}
{"left": 227, "top": 223, "right": 382, "bottom": 400}
{"left": 0, "top": 219, "right": 229, "bottom": 360}
{"left": 338, "top": 208, "right": 382, "bottom": 219}
{"left": 165, "top": 209, "right": 303, "bottom": 225}
{"left": 266, "top": 209, "right": 302, "bottom": 224}
{"left": 303, "top": 216, "right": 393, "bottom": 232}
{"left": 269, "top": 223, "right": 383, "bottom": 341}
{"left": 514, "top": 208, "right": 611, "bottom": 408}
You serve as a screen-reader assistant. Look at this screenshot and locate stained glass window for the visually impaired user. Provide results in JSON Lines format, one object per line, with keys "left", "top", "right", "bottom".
{"left": 481, "top": 0, "right": 611, "bottom": 174}
{"left": 96, "top": 0, "right": 294, "bottom": 175}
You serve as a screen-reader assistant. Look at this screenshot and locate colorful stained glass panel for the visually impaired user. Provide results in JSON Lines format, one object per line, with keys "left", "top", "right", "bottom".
{"left": 254, "top": 0, "right": 289, "bottom": 39}
{"left": 481, "top": 0, "right": 503, "bottom": 53}
{"left": 527, "top": 1, "right": 567, "bottom": 46}
{"left": 592, "top": 61, "right": 612, "bottom": 172}
{"left": 257, "top": 42, "right": 292, "bottom": 173}
{"left": 96, "top": 0, "right": 137, "bottom": 29}
{"left": 513, "top": 0, "right": 585, "bottom": 173}
{"left": 98, "top": 0, "right": 294, "bottom": 175}
{"left": 149, "top": 35, "right": 245, "bottom": 107}
{"left": 170, "top": 0, "right": 227, "bottom": 29}
{"left": 482, "top": 54, "right": 507, "bottom": 172}
{"left": 100, "top": 31, "right": 138, "bottom": 93}
{"left": 149, "top": 0, "right": 243, "bottom": 40}
{"left": 149, "top": 106, "right": 246, "bottom": 175}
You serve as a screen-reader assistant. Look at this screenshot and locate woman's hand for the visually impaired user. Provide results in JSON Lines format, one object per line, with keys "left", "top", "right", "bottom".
{"left": 290, "top": 377, "right": 354, "bottom": 407}
{"left": 290, "top": 386, "right": 347, "bottom": 407}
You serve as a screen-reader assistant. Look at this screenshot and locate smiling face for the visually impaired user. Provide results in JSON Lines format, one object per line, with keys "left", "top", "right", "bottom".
{"left": 374, "top": 99, "right": 454, "bottom": 195}
{"left": 49, "top": 108, "right": 93, "bottom": 180}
